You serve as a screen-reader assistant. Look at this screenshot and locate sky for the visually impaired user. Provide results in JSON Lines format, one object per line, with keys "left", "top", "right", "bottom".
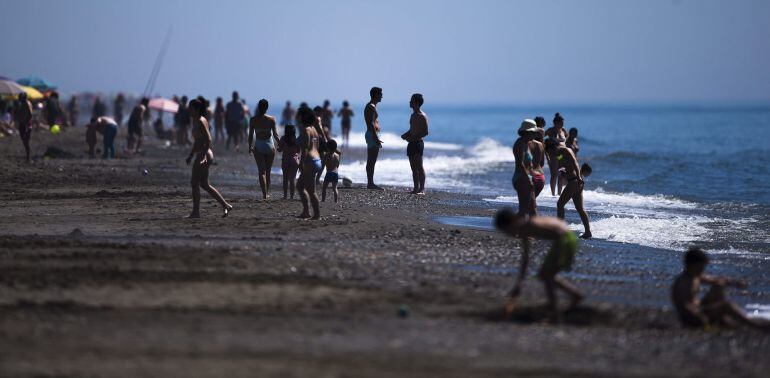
{"left": 1, "top": 0, "right": 769, "bottom": 105}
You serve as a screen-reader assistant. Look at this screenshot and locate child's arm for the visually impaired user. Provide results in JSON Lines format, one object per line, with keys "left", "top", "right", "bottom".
{"left": 702, "top": 275, "right": 747, "bottom": 288}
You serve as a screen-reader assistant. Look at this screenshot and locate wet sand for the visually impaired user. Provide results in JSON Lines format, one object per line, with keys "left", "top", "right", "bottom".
{"left": 1, "top": 127, "right": 769, "bottom": 377}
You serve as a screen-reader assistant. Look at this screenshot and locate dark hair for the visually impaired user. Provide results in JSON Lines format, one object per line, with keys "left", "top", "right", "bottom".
{"left": 216, "top": 97, "right": 223, "bottom": 104}
{"left": 299, "top": 102, "right": 308, "bottom": 108}
{"left": 232, "top": 91, "right": 239, "bottom": 100}
{"left": 297, "top": 107, "right": 315, "bottom": 126}
{"left": 323, "top": 99, "right": 330, "bottom": 107}
{"left": 283, "top": 125, "right": 296, "bottom": 145}
{"left": 494, "top": 207, "right": 517, "bottom": 230}
{"left": 411, "top": 93, "right": 424, "bottom": 107}
{"left": 343, "top": 100, "right": 349, "bottom": 107}
{"left": 544, "top": 138, "right": 558, "bottom": 151}
{"left": 197, "top": 95, "right": 210, "bottom": 109}
{"left": 684, "top": 248, "right": 708, "bottom": 266}
{"left": 534, "top": 116, "right": 546, "bottom": 128}
{"left": 580, "top": 163, "right": 592, "bottom": 176}
{"left": 51, "top": 91, "right": 59, "bottom": 99}
{"left": 257, "top": 99, "right": 269, "bottom": 115}
{"left": 327, "top": 139, "right": 338, "bottom": 151}
{"left": 181, "top": 95, "right": 188, "bottom": 103}
{"left": 90, "top": 117, "right": 97, "bottom": 124}
{"left": 141, "top": 97, "right": 149, "bottom": 107}
{"left": 553, "top": 112, "right": 564, "bottom": 124}
{"left": 569, "top": 127, "right": 578, "bottom": 137}
{"left": 189, "top": 98, "right": 206, "bottom": 116}
{"left": 313, "top": 106, "right": 323, "bottom": 116}
{"left": 18, "top": 92, "right": 27, "bottom": 101}
{"left": 370, "top": 87, "right": 382, "bottom": 97}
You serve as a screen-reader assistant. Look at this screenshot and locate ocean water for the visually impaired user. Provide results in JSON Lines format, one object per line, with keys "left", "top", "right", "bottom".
{"left": 333, "top": 104, "right": 770, "bottom": 257}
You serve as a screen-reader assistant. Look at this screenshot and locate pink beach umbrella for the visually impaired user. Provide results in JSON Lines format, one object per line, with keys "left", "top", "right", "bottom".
{"left": 148, "top": 97, "right": 179, "bottom": 113}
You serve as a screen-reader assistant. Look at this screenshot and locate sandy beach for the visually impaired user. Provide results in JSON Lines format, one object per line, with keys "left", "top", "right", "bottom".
{"left": 1, "top": 127, "right": 769, "bottom": 377}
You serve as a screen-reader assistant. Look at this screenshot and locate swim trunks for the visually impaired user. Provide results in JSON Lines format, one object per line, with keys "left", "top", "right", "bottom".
{"left": 324, "top": 170, "right": 339, "bottom": 184}
{"left": 407, "top": 140, "right": 424, "bottom": 157}
{"left": 543, "top": 231, "right": 578, "bottom": 272}
{"left": 365, "top": 129, "right": 380, "bottom": 149}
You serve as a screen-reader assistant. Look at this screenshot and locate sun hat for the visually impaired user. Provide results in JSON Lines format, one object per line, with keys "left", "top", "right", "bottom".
{"left": 518, "top": 119, "right": 538, "bottom": 134}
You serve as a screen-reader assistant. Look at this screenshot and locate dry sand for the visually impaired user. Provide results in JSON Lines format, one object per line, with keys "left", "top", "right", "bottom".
{"left": 0, "top": 126, "right": 768, "bottom": 377}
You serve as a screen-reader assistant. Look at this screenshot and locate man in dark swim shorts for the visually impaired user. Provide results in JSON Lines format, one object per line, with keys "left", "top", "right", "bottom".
{"left": 401, "top": 93, "right": 429, "bottom": 195}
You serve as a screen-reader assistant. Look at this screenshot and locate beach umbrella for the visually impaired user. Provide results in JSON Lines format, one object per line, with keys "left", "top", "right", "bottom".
{"left": 17, "top": 76, "right": 57, "bottom": 91}
{"left": 0, "top": 79, "right": 25, "bottom": 99}
{"left": 148, "top": 97, "right": 179, "bottom": 113}
{"left": 20, "top": 86, "right": 44, "bottom": 100}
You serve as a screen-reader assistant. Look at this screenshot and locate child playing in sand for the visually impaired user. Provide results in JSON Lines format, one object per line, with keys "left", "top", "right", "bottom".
{"left": 495, "top": 208, "right": 585, "bottom": 322}
{"left": 671, "top": 248, "right": 768, "bottom": 329}
{"left": 277, "top": 125, "right": 300, "bottom": 199}
{"left": 322, "top": 139, "right": 341, "bottom": 203}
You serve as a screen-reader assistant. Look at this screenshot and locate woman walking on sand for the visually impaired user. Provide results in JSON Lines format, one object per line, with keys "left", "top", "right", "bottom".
{"left": 248, "top": 99, "right": 280, "bottom": 200}
{"left": 186, "top": 98, "right": 232, "bottom": 218}
{"left": 296, "top": 106, "right": 322, "bottom": 220}
{"left": 512, "top": 119, "right": 539, "bottom": 216}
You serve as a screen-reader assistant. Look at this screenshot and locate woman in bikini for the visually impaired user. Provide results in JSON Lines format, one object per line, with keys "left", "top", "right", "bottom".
{"left": 248, "top": 99, "right": 280, "bottom": 200}
{"left": 296, "top": 106, "right": 322, "bottom": 220}
{"left": 277, "top": 124, "right": 301, "bottom": 199}
{"left": 186, "top": 98, "right": 232, "bottom": 218}
{"left": 513, "top": 119, "right": 538, "bottom": 216}
{"left": 545, "top": 112, "right": 568, "bottom": 196}
{"left": 528, "top": 127, "right": 547, "bottom": 204}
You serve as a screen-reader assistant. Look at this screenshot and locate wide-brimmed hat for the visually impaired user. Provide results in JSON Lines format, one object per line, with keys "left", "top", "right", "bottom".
{"left": 518, "top": 119, "right": 538, "bottom": 134}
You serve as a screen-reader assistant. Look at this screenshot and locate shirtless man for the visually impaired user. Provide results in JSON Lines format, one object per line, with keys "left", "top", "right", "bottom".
{"left": 296, "top": 106, "right": 322, "bottom": 220}
{"left": 280, "top": 101, "right": 295, "bottom": 127}
{"left": 127, "top": 97, "right": 148, "bottom": 153}
{"left": 337, "top": 100, "right": 354, "bottom": 148}
{"left": 364, "top": 87, "right": 384, "bottom": 190}
{"left": 545, "top": 138, "right": 592, "bottom": 239}
{"left": 400, "top": 93, "right": 429, "bottom": 195}
{"left": 321, "top": 99, "right": 334, "bottom": 137}
{"left": 672, "top": 248, "right": 768, "bottom": 329}
{"left": 248, "top": 99, "right": 280, "bottom": 199}
{"left": 545, "top": 112, "right": 568, "bottom": 195}
{"left": 91, "top": 116, "right": 119, "bottom": 159}
{"left": 495, "top": 208, "right": 585, "bottom": 322}
{"left": 13, "top": 93, "right": 33, "bottom": 162}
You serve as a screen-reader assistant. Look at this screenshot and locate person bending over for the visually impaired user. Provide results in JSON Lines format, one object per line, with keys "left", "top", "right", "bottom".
{"left": 495, "top": 208, "right": 585, "bottom": 322}
{"left": 546, "top": 139, "right": 592, "bottom": 238}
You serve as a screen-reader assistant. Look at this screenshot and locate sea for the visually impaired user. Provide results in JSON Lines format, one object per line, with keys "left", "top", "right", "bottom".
{"left": 333, "top": 104, "right": 770, "bottom": 262}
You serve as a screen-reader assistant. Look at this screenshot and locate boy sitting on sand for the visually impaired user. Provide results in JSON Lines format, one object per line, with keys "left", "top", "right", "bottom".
{"left": 322, "top": 139, "right": 341, "bottom": 203}
{"left": 495, "top": 207, "right": 585, "bottom": 322}
{"left": 671, "top": 248, "right": 768, "bottom": 329}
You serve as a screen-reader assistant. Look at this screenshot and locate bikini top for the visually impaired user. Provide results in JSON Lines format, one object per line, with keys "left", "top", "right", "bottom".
{"left": 524, "top": 149, "right": 533, "bottom": 163}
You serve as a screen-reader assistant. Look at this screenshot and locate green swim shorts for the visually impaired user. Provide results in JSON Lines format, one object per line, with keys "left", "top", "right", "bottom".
{"left": 543, "top": 231, "right": 578, "bottom": 272}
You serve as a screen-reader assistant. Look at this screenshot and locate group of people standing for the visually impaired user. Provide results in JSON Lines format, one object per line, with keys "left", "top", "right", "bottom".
{"left": 512, "top": 112, "right": 591, "bottom": 239}
{"left": 182, "top": 86, "right": 430, "bottom": 221}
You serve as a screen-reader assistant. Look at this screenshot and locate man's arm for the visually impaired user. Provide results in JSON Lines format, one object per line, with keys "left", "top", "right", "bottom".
{"left": 701, "top": 275, "right": 747, "bottom": 288}
{"left": 511, "top": 237, "right": 530, "bottom": 297}
{"left": 364, "top": 104, "right": 374, "bottom": 133}
{"left": 247, "top": 118, "right": 255, "bottom": 153}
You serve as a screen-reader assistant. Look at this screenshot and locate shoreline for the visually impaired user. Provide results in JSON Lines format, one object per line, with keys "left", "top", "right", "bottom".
{"left": 1, "top": 127, "right": 769, "bottom": 377}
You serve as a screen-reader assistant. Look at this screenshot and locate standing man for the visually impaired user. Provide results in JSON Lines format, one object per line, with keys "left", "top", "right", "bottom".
{"left": 225, "top": 91, "right": 245, "bottom": 151}
{"left": 364, "top": 87, "right": 383, "bottom": 190}
{"left": 176, "top": 95, "right": 190, "bottom": 145}
{"left": 401, "top": 93, "right": 429, "bottom": 195}
{"left": 13, "top": 92, "right": 33, "bottom": 162}
{"left": 337, "top": 100, "right": 354, "bottom": 148}
{"left": 127, "top": 97, "right": 148, "bottom": 153}
{"left": 321, "top": 99, "right": 334, "bottom": 138}
{"left": 44, "top": 92, "right": 62, "bottom": 127}
{"left": 113, "top": 93, "right": 125, "bottom": 126}
{"left": 281, "top": 101, "right": 295, "bottom": 126}
{"left": 92, "top": 116, "right": 119, "bottom": 159}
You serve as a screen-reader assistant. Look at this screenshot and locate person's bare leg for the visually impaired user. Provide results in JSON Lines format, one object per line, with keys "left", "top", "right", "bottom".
{"left": 297, "top": 173, "right": 311, "bottom": 218}
{"left": 322, "top": 179, "right": 329, "bottom": 202}
{"left": 189, "top": 166, "right": 201, "bottom": 218}
{"left": 366, "top": 148, "right": 382, "bottom": 189}
{"left": 558, "top": 175, "right": 565, "bottom": 195}
{"left": 703, "top": 285, "right": 768, "bottom": 329}
{"left": 552, "top": 275, "right": 585, "bottom": 309}
{"left": 282, "top": 173, "right": 289, "bottom": 199}
{"left": 417, "top": 155, "right": 426, "bottom": 194}
{"left": 540, "top": 272, "right": 560, "bottom": 322}
{"left": 572, "top": 187, "right": 591, "bottom": 238}
{"left": 265, "top": 151, "right": 275, "bottom": 197}
{"left": 198, "top": 164, "right": 231, "bottom": 216}
{"left": 306, "top": 172, "right": 321, "bottom": 219}
{"left": 332, "top": 181, "right": 338, "bottom": 203}
{"left": 289, "top": 166, "right": 297, "bottom": 199}
{"left": 408, "top": 155, "right": 418, "bottom": 193}
{"left": 548, "top": 156, "right": 558, "bottom": 196}
{"left": 255, "top": 153, "right": 268, "bottom": 199}
{"left": 556, "top": 181, "right": 578, "bottom": 219}
{"left": 23, "top": 138, "right": 31, "bottom": 162}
